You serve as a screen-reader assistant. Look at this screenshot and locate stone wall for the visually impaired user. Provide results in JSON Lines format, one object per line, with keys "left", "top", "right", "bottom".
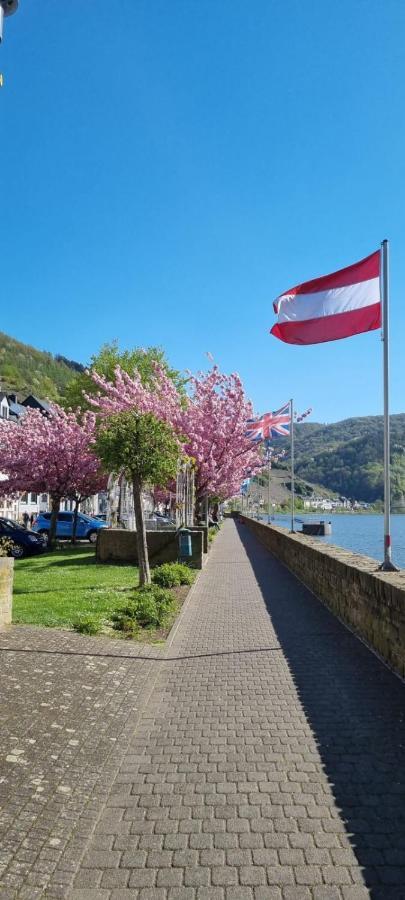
{"left": 97, "top": 528, "right": 204, "bottom": 569}
{"left": 0, "top": 558, "right": 13, "bottom": 627}
{"left": 240, "top": 515, "right": 405, "bottom": 679}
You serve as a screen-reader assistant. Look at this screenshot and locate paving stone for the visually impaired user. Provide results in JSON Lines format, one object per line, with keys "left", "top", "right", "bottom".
{"left": 156, "top": 868, "right": 184, "bottom": 887}
{"left": 197, "top": 890, "right": 224, "bottom": 900}
{"left": 211, "top": 867, "right": 238, "bottom": 886}
{"left": 225, "top": 889, "right": 254, "bottom": 900}
{"left": 313, "top": 889, "right": 342, "bottom": 900}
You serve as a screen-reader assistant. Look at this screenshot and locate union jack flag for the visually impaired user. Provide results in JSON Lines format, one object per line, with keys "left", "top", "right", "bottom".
{"left": 246, "top": 402, "right": 291, "bottom": 442}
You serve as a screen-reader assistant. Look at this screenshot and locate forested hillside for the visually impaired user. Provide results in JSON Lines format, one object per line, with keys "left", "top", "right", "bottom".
{"left": 277, "top": 415, "right": 405, "bottom": 506}
{"left": 0, "top": 332, "right": 83, "bottom": 401}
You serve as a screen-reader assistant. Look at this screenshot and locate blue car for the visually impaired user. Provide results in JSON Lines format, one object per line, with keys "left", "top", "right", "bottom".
{"left": 0, "top": 517, "right": 46, "bottom": 558}
{"left": 32, "top": 511, "right": 107, "bottom": 544}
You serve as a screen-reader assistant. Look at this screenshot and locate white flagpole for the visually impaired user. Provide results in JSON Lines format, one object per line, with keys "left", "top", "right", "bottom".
{"left": 380, "top": 239, "right": 398, "bottom": 571}
{"left": 267, "top": 447, "right": 271, "bottom": 524}
{"left": 290, "top": 398, "right": 295, "bottom": 533}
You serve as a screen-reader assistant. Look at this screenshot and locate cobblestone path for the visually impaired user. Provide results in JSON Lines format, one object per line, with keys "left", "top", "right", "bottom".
{"left": 1, "top": 520, "right": 404, "bottom": 899}
{"left": 72, "top": 520, "right": 405, "bottom": 900}
{"left": 0, "top": 628, "right": 159, "bottom": 899}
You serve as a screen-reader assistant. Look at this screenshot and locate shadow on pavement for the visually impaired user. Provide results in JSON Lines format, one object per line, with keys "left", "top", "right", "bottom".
{"left": 237, "top": 522, "right": 405, "bottom": 900}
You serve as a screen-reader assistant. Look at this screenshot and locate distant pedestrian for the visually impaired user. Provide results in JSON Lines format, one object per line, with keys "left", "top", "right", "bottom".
{"left": 29, "top": 513, "right": 35, "bottom": 528}
{"left": 22, "top": 512, "right": 29, "bottom": 529}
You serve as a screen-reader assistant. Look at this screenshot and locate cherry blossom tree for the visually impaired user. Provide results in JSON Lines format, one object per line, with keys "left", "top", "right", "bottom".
{"left": 88, "top": 362, "right": 261, "bottom": 513}
{"left": 0, "top": 405, "right": 106, "bottom": 549}
{"left": 182, "top": 367, "right": 261, "bottom": 504}
{"left": 88, "top": 363, "right": 184, "bottom": 431}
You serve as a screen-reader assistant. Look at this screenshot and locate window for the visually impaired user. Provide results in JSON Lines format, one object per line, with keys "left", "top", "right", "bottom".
{"left": 1, "top": 403, "right": 9, "bottom": 419}
{"left": 20, "top": 493, "right": 28, "bottom": 504}
{"left": 41, "top": 494, "right": 47, "bottom": 503}
{"left": 30, "top": 493, "right": 38, "bottom": 503}
{"left": 58, "top": 513, "right": 73, "bottom": 522}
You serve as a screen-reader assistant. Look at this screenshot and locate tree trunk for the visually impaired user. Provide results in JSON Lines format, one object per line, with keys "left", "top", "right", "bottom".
{"left": 71, "top": 498, "right": 79, "bottom": 544}
{"left": 49, "top": 496, "right": 60, "bottom": 550}
{"left": 132, "top": 475, "right": 150, "bottom": 585}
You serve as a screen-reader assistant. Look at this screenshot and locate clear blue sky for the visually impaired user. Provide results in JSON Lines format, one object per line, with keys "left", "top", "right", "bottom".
{"left": 1, "top": 0, "right": 404, "bottom": 422}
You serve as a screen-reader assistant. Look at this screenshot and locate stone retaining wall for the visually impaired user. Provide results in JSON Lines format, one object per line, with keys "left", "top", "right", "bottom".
{"left": 0, "top": 558, "right": 13, "bottom": 627}
{"left": 240, "top": 515, "right": 405, "bottom": 679}
{"left": 97, "top": 528, "right": 204, "bottom": 569}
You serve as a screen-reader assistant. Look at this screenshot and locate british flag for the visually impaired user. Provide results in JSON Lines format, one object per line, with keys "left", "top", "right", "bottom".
{"left": 246, "top": 402, "right": 291, "bottom": 442}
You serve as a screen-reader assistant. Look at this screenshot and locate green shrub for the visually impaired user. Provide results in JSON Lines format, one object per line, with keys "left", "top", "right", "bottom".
{"left": 111, "top": 584, "right": 177, "bottom": 632}
{"left": 72, "top": 614, "right": 102, "bottom": 635}
{"left": 152, "top": 562, "right": 195, "bottom": 588}
{"left": 111, "top": 613, "right": 139, "bottom": 635}
{"left": 208, "top": 527, "right": 218, "bottom": 543}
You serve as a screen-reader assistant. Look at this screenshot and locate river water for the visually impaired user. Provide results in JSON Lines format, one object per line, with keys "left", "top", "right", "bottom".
{"left": 259, "top": 513, "right": 405, "bottom": 569}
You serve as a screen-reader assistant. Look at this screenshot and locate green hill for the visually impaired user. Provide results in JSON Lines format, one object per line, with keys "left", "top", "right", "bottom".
{"left": 276, "top": 415, "right": 405, "bottom": 507}
{"left": 0, "top": 332, "right": 83, "bottom": 402}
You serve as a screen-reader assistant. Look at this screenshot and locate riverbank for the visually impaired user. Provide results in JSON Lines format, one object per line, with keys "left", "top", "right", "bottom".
{"left": 258, "top": 512, "right": 405, "bottom": 568}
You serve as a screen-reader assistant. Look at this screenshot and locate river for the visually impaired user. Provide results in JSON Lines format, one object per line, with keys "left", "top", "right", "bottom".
{"left": 259, "top": 513, "right": 405, "bottom": 569}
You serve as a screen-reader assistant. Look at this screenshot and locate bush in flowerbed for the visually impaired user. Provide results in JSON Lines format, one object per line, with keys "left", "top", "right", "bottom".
{"left": 72, "top": 614, "right": 102, "bottom": 635}
{"left": 111, "top": 584, "right": 178, "bottom": 634}
{"left": 152, "top": 562, "right": 195, "bottom": 588}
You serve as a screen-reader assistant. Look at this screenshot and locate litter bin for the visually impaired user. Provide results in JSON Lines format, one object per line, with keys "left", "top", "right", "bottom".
{"left": 178, "top": 528, "right": 192, "bottom": 563}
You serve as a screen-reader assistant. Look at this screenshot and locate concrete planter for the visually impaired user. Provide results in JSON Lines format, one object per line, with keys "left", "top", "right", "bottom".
{"left": 96, "top": 528, "right": 204, "bottom": 569}
{"left": 0, "top": 557, "right": 14, "bottom": 627}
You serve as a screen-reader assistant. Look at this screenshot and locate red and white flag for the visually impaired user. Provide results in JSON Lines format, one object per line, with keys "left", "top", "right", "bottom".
{"left": 271, "top": 250, "right": 381, "bottom": 345}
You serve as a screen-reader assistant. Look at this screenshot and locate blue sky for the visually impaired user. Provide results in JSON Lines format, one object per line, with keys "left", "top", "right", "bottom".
{"left": 1, "top": 0, "right": 404, "bottom": 422}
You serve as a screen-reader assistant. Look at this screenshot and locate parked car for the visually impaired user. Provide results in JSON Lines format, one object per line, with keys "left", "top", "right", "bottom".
{"left": 32, "top": 511, "right": 107, "bottom": 544}
{"left": 145, "top": 512, "right": 175, "bottom": 529}
{"left": 0, "top": 517, "right": 46, "bottom": 558}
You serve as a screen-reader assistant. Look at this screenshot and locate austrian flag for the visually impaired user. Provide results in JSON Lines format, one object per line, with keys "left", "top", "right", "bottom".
{"left": 271, "top": 250, "right": 381, "bottom": 345}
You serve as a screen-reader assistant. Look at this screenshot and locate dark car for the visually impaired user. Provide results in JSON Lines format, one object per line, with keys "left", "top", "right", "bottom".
{"left": 0, "top": 517, "right": 46, "bottom": 559}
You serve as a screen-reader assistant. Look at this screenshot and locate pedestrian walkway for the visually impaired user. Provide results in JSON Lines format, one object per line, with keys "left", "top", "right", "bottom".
{"left": 71, "top": 519, "right": 405, "bottom": 900}
{"left": 0, "top": 628, "right": 158, "bottom": 899}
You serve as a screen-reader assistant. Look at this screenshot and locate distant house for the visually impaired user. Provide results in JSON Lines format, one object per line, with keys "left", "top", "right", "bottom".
{"left": 22, "top": 395, "right": 51, "bottom": 415}
{"left": 7, "top": 394, "right": 27, "bottom": 422}
{"left": 0, "top": 395, "right": 17, "bottom": 518}
{"left": 0, "top": 392, "right": 10, "bottom": 420}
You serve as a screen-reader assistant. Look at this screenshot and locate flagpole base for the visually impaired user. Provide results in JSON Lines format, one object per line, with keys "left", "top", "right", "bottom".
{"left": 379, "top": 559, "right": 400, "bottom": 572}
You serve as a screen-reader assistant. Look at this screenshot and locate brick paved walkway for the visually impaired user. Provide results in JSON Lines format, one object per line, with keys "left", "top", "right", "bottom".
{"left": 1, "top": 521, "right": 405, "bottom": 899}
{"left": 72, "top": 520, "right": 405, "bottom": 900}
{"left": 0, "top": 629, "right": 159, "bottom": 899}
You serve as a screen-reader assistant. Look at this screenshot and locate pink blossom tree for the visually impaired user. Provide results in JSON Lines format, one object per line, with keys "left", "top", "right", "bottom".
{"left": 89, "top": 362, "right": 261, "bottom": 515}
{"left": 88, "top": 363, "right": 184, "bottom": 431}
{"left": 0, "top": 405, "right": 106, "bottom": 549}
{"left": 182, "top": 367, "right": 261, "bottom": 506}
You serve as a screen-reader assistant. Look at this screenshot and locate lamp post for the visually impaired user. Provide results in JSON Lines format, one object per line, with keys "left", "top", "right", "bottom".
{"left": 0, "top": 0, "right": 18, "bottom": 43}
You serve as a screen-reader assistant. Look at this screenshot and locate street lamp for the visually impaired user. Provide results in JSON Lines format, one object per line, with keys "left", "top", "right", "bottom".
{"left": 0, "top": 0, "right": 18, "bottom": 43}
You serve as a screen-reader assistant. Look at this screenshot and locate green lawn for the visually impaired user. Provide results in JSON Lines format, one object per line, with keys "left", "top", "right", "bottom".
{"left": 13, "top": 546, "right": 139, "bottom": 628}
